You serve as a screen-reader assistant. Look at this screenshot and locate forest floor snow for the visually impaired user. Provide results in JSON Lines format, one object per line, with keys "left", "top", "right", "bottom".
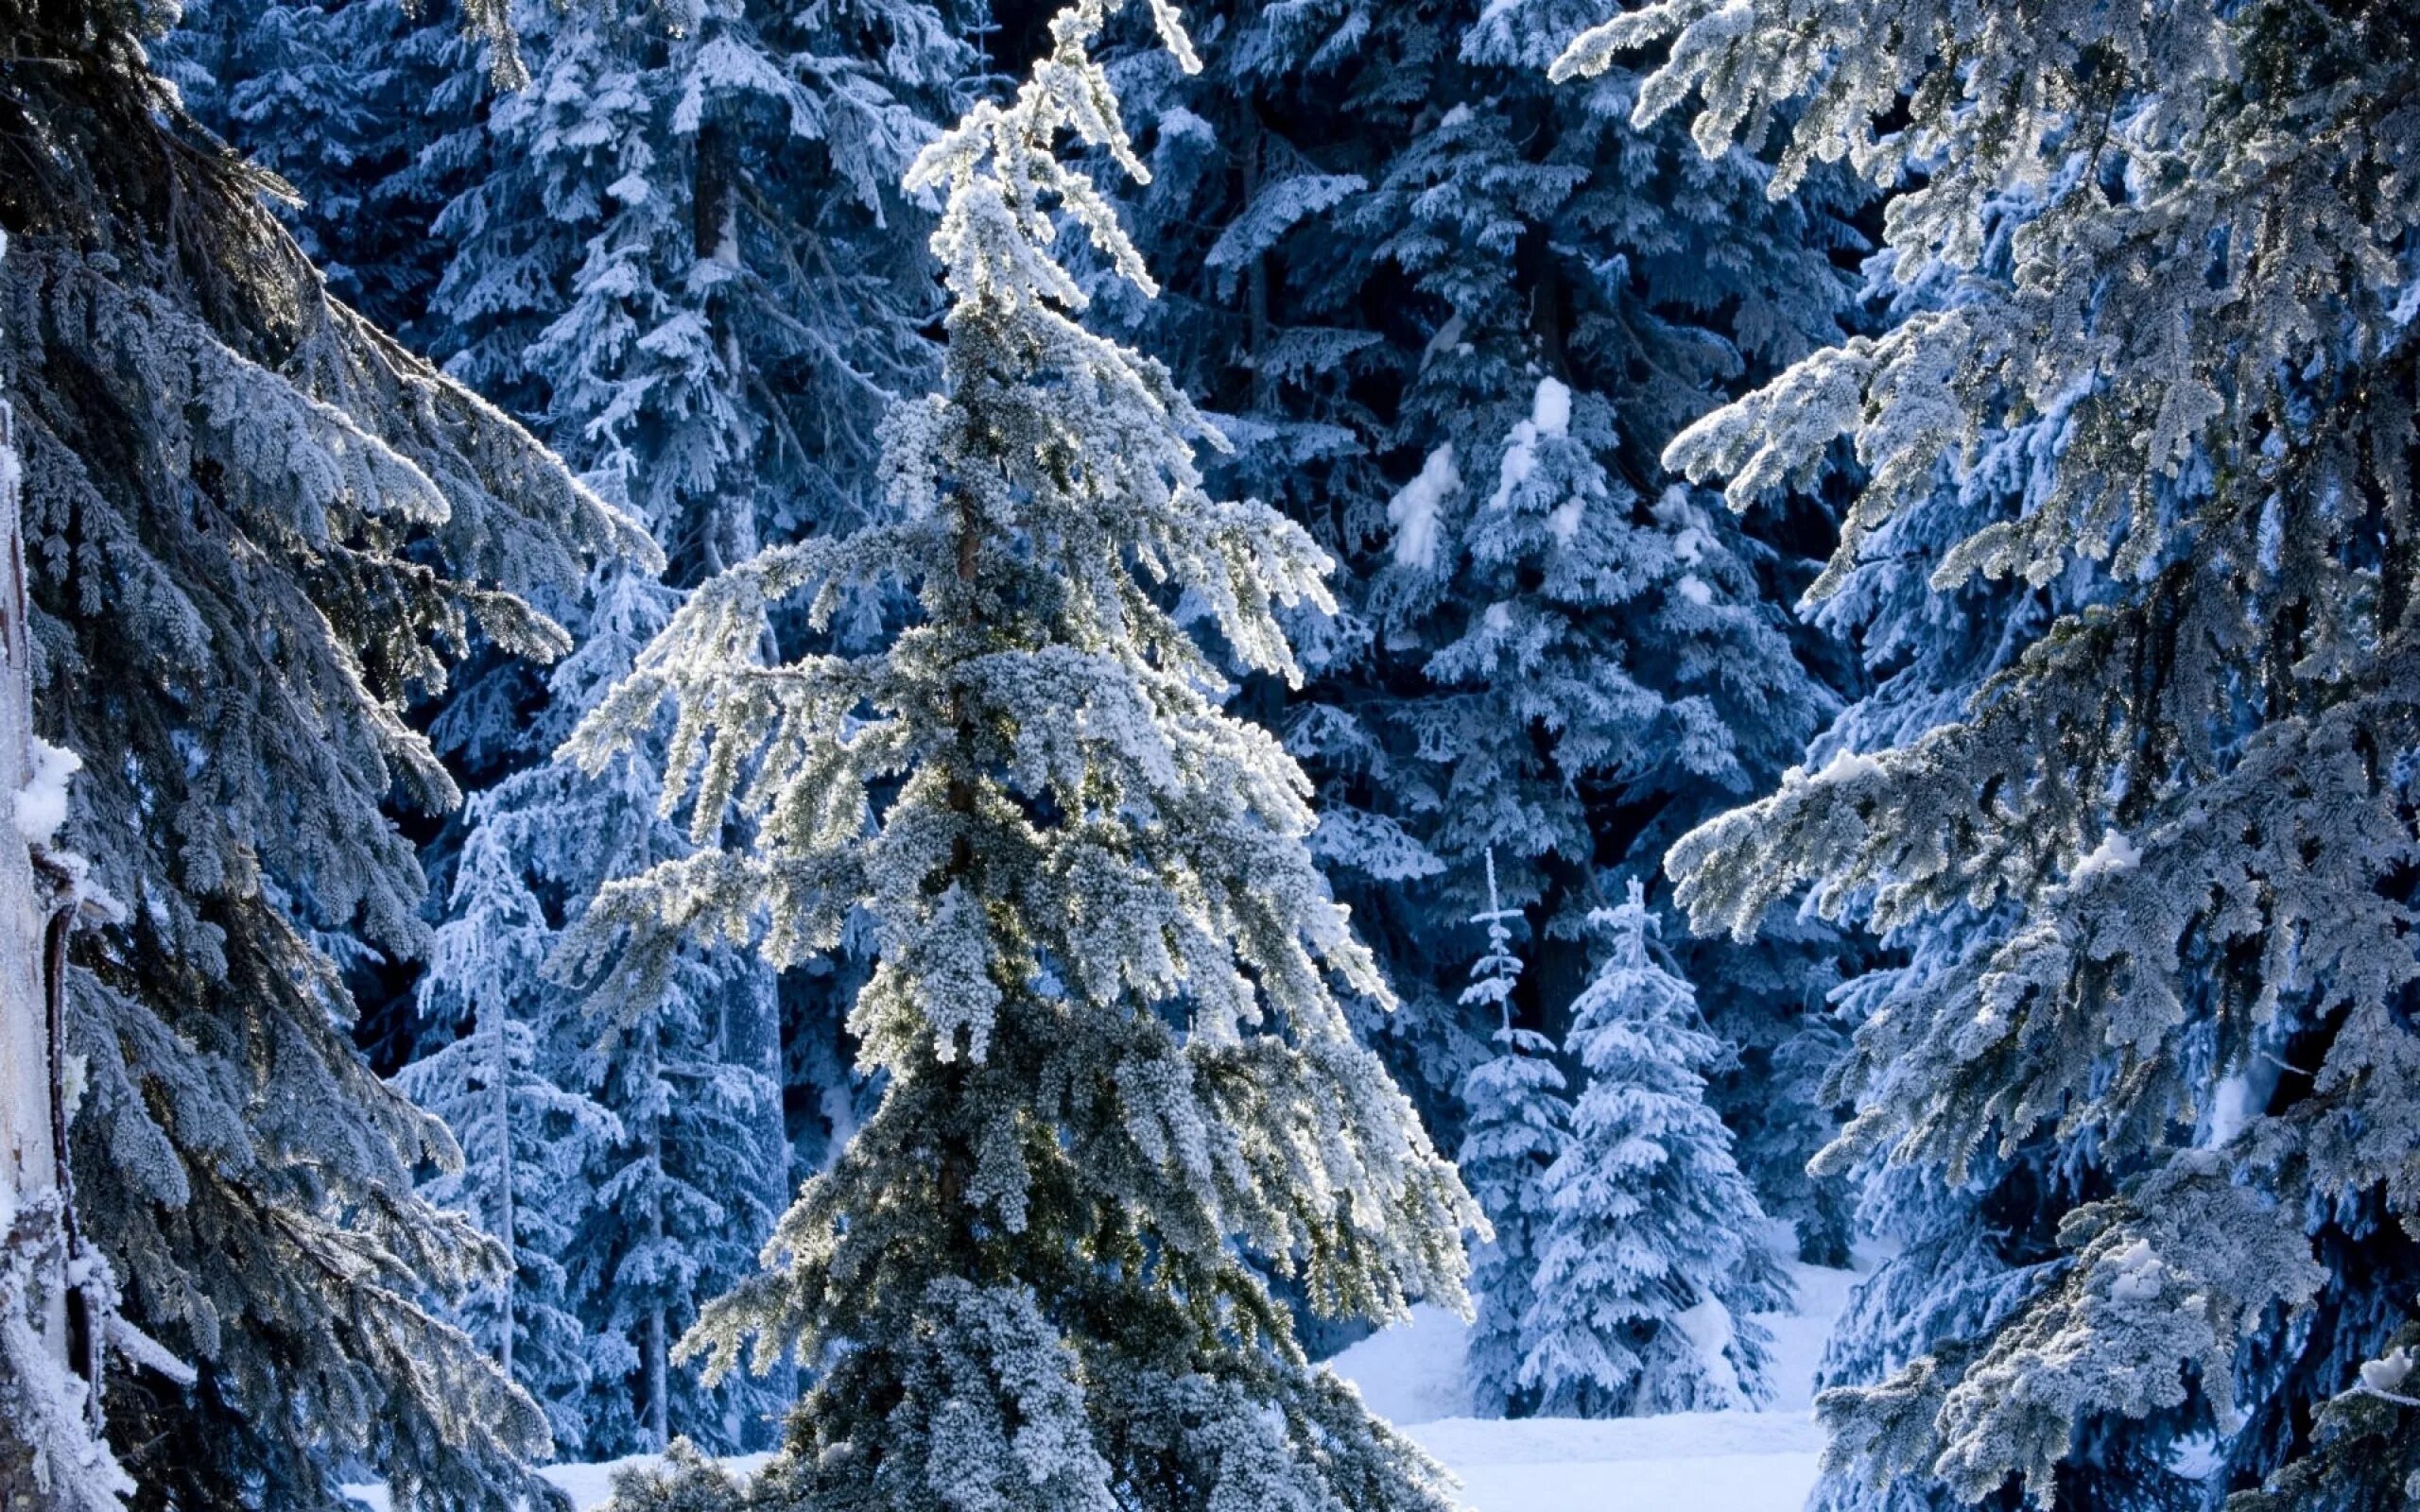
{"left": 346, "top": 1252, "right": 1859, "bottom": 1512}
{"left": 1319, "top": 1251, "right": 1855, "bottom": 1512}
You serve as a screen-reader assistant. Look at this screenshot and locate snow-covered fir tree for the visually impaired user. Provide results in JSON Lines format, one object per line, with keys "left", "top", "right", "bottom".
{"left": 431, "top": 0, "right": 962, "bottom": 552}
{"left": 0, "top": 1, "right": 651, "bottom": 1505}
{"left": 154, "top": 0, "right": 444, "bottom": 333}
{"left": 391, "top": 798, "right": 628, "bottom": 1457}
{"left": 1090, "top": 0, "right": 1865, "bottom": 1260}
{"left": 1521, "top": 880, "right": 1782, "bottom": 1416}
{"left": 398, "top": 0, "right": 972, "bottom": 1454}
{"left": 1793, "top": 189, "right": 2113, "bottom": 1512}
{"left": 1454, "top": 851, "right": 1572, "bottom": 1418}
{"left": 415, "top": 561, "right": 793, "bottom": 1458}
{"left": 576, "top": 3, "right": 1479, "bottom": 1505}
{"left": 1564, "top": 0, "right": 2420, "bottom": 1502}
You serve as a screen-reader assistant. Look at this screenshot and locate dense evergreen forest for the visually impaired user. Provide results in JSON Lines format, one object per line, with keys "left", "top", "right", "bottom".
{"left": 2, "top": 0, "right": 2416, "bottom": 1508}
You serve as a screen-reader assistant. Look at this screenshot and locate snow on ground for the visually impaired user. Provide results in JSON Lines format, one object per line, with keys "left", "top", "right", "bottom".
{"left": 1318, "top": 1244, "right": 1860, "bottom": 1512}
{"left": 1327, "top": 1301, "right": 1477, "bottom": 1425}
{"left": 348, "top": 1246, "right": 1861, "bottom": 1512}
{"left": 1407, "top": 1415, "right": 1823, "bottom": 1512}
{"left": 537, "top": 1453, "right": 776, "bottom": 1507}
{"left": 344, "top": 1454, "right": 779, "bottom": 1512}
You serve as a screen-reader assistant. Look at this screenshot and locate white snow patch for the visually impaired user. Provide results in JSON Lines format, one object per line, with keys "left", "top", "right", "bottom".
{"left": 1155, "top": 106, "right": 1216, "bottom": 146}
{"left": 1422, "top": 314, "right": 1468, "bottom": 370}
{"left": 15, "top": 738, "right": 80, "bottom": 845}
{"left": 366, "top": 1424, "right": 1821, "bottom": 1512}
{"left": 1314, "top": 1245, "right": 1865, "bottom": 1510}
{"left": 1488, "top": 431, "right": 1538, "bottom": 511}
{"left": 2105, "top": 1238, "right": 2165, "bottom": 1301}
{"left": 1409, "top": 1416, "right": 1823, "bottom": 1512}
{"left": 1547, "top": 496, "right": 1585, "bottom": 545}
{"left": 1530, "top": 377, "right": 1571, "bottom": 438}
{"left": 1672, "top": 1297, "right": 1743, "bottom": 1406}
{"left": 1805, "top": 748, "right": 1882, "bottom": 787}
{"left": 2072, "top": 829, "right": 2141, "bottom": 883}
{"left": 1390, "top": 444, "right": 1461, "bottom": 570}
{"left": 1485, "top": 380, "right": 1568, "bottom": 512}
{"left": 1676, "top": 575, "right": 1713, "bottom": 607}
{"left": 1483, "top": 601, "right": 1512, "bottom": 633}
{"left": 2360, "top": 1347, "right": 2415, "bottom": 1394}
{"left": 348, "top": 1453, "right": 778, "bottom": 1512}
{"left": 106, "top": 1315, "right": 197, "bottom": 1388}
{"left": 2352, "top": 1345, "right": 2410, "bottom": 1393}
{"left": 1758, "top": 1254, "right": 1864, "bottom": 1415}
{"left": 544, "top": 1453, "right": 775, "bottom": 1508}
{"left": 2206, "top": 1069, "right": 2257, "bottom": 1147}
{"left": 1327, "top": 1302, "right": 1478, "bottom": 1423}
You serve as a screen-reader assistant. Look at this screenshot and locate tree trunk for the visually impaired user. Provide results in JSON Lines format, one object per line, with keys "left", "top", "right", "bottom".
{"left": 644, "top": 1305, "right": 667, "bottom": 1452}
{"left": 0, "top": 228, "right": 121, "bottom": 1508}
{"left": 491, "top": 1022, "right": 514, "bottom": 1382}
{"left": 719, "top": 974, "right": 789, "bottom": 1280}
{"left": 1240, "top": 109, "right": 1274, "bottom": 416}
{"left": 645, "top": 1116, "right": 668, "bottom": 1451}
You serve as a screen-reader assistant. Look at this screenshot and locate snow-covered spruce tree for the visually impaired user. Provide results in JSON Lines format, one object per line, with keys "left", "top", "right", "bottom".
{"left": 1362, "top": 0, "right": 1859, "bottom": 1263}
{"left": 1072, "top": 0, "right": 1494, "bottom": 1153}
{"left": 1556, "top": 0, "right": 2420, "bottom": 1503}
{"left": 0, "top": 4, "right": 650, "bottom": 1505}
{"left": 1793, "top": 188, "right": 2120, "bottom": 1512}
{"left": 407, "top": 0, "right": 971, "bottom": 1454}
{"left": 434, "top": 0, "right": 963, "bottom": 558}
{"left": 391, "top": 798, "right": 629, "bottom": 1457}
{"left": 453, "top": 567, "right": 791, "bottom": 1458}
{"left": 1091, "top": 0, "right": 1865, "bottom": 1259}
{"left": 1454, "top": 851, "right": 1572, "bottom": 1418}
{"left": 1520, "top": 881, "right": 1781, "bottom": 1416}
{"left": 153, "top": 0, "right": 439, "bottom": 334}
{"left": 576, "top": 3, "right": 1478, "bottom": 1505}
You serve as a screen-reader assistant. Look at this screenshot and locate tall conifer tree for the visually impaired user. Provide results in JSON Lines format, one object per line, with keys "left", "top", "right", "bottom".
{"left": 1559, "top": 0, "right": 2420, "bottom": 1502}
{"left": 1522, "top": 881, "right": 1783, "bottom": 1417}
{"left": 404, "top": 0, "right": 971, "bottom": 1453}
{"left": 579, "top": 3, "right": 1478, "bottom": 1504}
{"left": 1091, "top": 0, "right": 1865, "bottom": 1258}
{"left": 1454, "top": 852, "right": 1571, "bottom": 1418}
{"left": 0, "top": 2, "right": 648, "bottom": 1504}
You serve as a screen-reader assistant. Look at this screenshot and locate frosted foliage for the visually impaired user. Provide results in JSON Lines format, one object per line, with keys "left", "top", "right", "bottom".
{"left": 1520, "top": 884, "right": 1783, "bottom": 1418}
{"left": 152, "top": 0, "right": 441, "bottom": 334}
{"left": 417, "top": 567, "right": 790, "bottom": 1459}
{"left": 429, "top": 0, "right": 964, "bottom": 570}
{"left": 1582, "top": 0, "right": 2420, "bottom": 1502}
{"left": 0, "top": 229, "right": 129, "bottom": 1512}
{"left": 569, "top": 5, "right": 1476, "bottom": 1507}
{"left": 404, "top": 0, "right": 967, "bottom": 1453}
{"left": 395, "top": 824, "right": 631, "bottom": 1457}
{"left": 1452, "top": 860, "right": 1571, "bottom": 1417}
{"left": 2, "top": 9, "right": 649, "bottom": 1504}
{"left": 1080, "top": 0, "right": 1859, "bottom": 1261}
